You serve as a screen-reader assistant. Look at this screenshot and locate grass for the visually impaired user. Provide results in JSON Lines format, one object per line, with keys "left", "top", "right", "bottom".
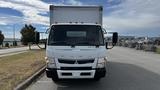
{"left": 0, "top": 49, "right": 45, "bottom": 90}
{"left": 156, "top": 47, "right": 160, "bottom": 54}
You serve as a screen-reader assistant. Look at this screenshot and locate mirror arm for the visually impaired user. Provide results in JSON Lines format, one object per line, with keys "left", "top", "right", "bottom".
{"left": 102, "top": 28, "right": 107, "bottom": 34}
{"left": 106, "top": 42, "right": 116, "bottom": 49}
{"left": 46, "top": 26, "right": 51, "bottom": 34}
{"left": 107, "top": 45, "right": 115, "bottom": 49}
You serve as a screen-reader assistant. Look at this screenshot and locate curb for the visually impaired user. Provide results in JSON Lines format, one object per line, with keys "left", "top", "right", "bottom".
{"left": 14, "top": 66, "right": 46, "bottom": 90}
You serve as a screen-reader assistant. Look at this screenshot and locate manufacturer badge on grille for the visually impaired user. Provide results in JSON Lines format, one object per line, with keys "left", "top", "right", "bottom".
{"left": 75, "top": 60, "right": 78, "bottom": 64}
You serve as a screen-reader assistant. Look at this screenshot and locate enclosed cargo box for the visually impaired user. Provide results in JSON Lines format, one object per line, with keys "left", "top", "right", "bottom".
{"left": 50, "top": 5, "right": 103, "bottom": 25}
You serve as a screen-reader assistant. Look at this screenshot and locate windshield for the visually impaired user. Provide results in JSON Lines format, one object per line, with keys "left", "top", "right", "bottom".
{"left": 48, "top": 25, "right": 104, "bottom": 46}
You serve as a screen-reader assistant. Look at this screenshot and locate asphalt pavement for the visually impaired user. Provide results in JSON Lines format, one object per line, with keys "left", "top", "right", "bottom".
{"left": 26, "top": 47, "right": 160, "bottom": 90}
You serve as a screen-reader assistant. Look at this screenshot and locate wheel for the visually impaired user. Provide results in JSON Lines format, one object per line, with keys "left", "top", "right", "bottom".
{"left": 52, "top": 77, "right": 59, "bottom": 82}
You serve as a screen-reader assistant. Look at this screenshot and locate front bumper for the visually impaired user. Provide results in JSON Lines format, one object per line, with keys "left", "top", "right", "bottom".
{"left": 46, "top": 68, "right": 106, "bottom": 79}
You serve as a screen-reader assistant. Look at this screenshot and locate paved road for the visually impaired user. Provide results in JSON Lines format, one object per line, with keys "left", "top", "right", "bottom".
{"left": 27, "top": 47, "right": 160, "bottom": 90}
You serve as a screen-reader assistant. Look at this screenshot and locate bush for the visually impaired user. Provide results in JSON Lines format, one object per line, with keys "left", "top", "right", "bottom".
{"left": 143, "top": 45, "right": 157, "bottom": 52}
{"left": 156, "top": 47, "right": 160, "bottom": 54}
{"left": 151, "top": 45, "right": 157, "bottom": 52}
{"left": 5, "top": 43, "right": 9, "bottom": 47}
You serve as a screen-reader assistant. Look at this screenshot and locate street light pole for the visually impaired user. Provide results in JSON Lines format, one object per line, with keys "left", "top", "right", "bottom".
{"left": 13, "top": 24, "right": 16, "bottom": 46}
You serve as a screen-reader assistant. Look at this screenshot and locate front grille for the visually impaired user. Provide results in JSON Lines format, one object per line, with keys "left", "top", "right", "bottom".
{"left": 58, "top": 59, "right": 75, "bottom": 64}
{"left": 78, "top": 60, "right": 94, "bottom": 64}
{"left": 58, "top": 59, "right": 94, "bottom": 64}
{"left": 60, "top": 67, "right": 92, "bottom": 70}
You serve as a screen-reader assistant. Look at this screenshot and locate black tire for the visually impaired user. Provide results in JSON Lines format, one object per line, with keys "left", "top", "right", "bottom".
{"left": 52, "top": 76, "right": 59, "bottom": 82}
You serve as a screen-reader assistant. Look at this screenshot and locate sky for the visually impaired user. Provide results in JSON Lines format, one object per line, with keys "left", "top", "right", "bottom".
{"left": 0, "top": 0, "right": 160, "bottom": 38}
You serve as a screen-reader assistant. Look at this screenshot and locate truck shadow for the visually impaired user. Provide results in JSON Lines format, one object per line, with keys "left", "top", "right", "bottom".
{"left": 55, "top": 61, "right": 160, "bottom": 90}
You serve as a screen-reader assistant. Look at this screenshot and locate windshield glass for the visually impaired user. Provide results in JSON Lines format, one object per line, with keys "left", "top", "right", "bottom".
{"left": 48, "top": 25, "right": 104, "bottom": 46}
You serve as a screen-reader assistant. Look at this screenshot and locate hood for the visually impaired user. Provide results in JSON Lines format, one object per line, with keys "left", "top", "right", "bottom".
{"left": 46, "top": 46, "right": 107, "bottom": 59}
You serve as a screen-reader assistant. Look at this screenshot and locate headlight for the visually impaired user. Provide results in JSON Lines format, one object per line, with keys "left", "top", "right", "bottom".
{"left": 97, "top": 58, "right": 106, "bottom": 68}
{"left": 45, "top": 57, "right": 56, "bottom": 68}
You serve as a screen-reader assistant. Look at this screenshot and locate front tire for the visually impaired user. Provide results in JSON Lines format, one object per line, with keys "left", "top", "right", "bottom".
{"left": 94, "top": 68, "right": 106, "bottom": 81}
{"left": 52, "top": 76, "right": 59, "bottom": 82}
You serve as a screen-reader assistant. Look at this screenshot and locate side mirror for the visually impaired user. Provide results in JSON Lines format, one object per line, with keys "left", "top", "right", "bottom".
{"left": 112, "top": 32, "right": 118, "bottom": 46}
{"left": 35, "top": 31, "right": 40, "bottom": 44}
{"left": 105, "top": 32, "right": 118, "bottom": 49}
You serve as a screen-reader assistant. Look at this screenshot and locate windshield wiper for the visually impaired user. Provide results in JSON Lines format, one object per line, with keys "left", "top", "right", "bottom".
{"left": 68, "top": 41, "right": 100, "bottom": 46}
{"left": 49, "top": 41, "right": 67, "bottom": 44}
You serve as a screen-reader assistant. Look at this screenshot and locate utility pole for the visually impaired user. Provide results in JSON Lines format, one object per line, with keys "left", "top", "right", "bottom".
{"left": 13, "top": 24, "right": 16, "bottom": 46}
{"left": 13, "top": 24, "right": 15, "bottom": 41}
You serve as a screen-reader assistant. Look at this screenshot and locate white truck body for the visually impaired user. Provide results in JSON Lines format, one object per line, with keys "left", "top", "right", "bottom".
{"left": 46, "top": 5, "right": 107, "bottom": 80}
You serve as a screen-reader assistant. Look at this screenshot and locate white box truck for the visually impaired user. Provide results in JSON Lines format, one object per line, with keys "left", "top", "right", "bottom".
{"left": 45, "top": 5, "right": 118, "bottom": 81}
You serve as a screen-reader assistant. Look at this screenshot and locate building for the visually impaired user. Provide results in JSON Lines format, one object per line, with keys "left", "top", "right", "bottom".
{"left": 3, "top": 38, "right": 21, "bottom": 46}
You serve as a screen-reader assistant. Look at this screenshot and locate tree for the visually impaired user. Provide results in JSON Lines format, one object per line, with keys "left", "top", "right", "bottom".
{"left": 0, "top": 30, "right": 4, "bottom": 46}
{"left": 20, "top": 24, "right": 36, "bottom": 45}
